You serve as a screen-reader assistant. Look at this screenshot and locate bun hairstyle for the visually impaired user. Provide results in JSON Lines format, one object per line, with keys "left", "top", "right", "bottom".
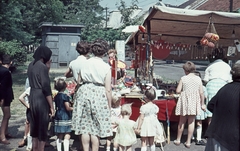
{"left": 121, "top": 103, "right": 132, "bottom": 116}
{"left": 91, "top": 39, "right": 109, "bottom": 56}
{"left": 183, "top": 61, "right": 196, "bottom": 73}
{"left": 231, "top": 61, "right": 240, "bottom": 82}
{"left": 145, "top": 86, "right": 156, "bottom": 101}
{"left": 76, "top": 41, "right": 91, "bottom": 55}
{"left": 112, "top": 92, "right": 121, "bottom": 108}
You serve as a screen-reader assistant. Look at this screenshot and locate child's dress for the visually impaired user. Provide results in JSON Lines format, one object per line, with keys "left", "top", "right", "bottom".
{"left": 137, "top": 102, "right": 162, "bottom": 137}
{"left": 111, "top": 106, "right": 121, "bottom": 132}
{"left": 54, "top": 92, "right": 72, "bottom": 133}
{"left": 114, "top": 118, "right": 137, "bottom": 146}
{"left": 175, "top": 74, "right": 202, "bottom": 116}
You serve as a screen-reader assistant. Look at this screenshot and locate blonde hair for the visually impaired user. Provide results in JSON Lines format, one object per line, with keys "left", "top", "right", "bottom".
{"left": 108, "top": 49, "right": 117, "bottom": 55}
{"left": 112, "top": 92, "right": 121, "bottom": 108}
{"left": 183, "top": 61, "right": 196, "bottom": 73}
{"left": 121, "top": 103, "right": 132, "bottom": 116}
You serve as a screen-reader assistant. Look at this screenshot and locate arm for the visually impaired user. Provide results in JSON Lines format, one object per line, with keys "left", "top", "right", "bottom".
{"left": 18, "top": 92, "right": 30, "bottom": 109}
{"left": 176, "top": 79, "right": 183, "bottom": 94}
{"left": 64, "top": 67, "right": 73, "bottom": 78}
{"left": 105, "top": 69, "right": 112, "bottom": 109}
{"left": 136, "top": 113, "right": 144, "bottom": 133}
{"left": 207, "top": 95, "right": 217, "bottom": 112}
{"left": 64, "top": 102, "right": 73, "bottom": 111}
{"left": 199, "top": 85, "right": 206, "bottom": 111}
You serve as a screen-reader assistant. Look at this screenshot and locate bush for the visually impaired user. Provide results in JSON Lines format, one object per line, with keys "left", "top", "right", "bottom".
{"left": 0, "top": 39, "right": 27, "bottom": 65}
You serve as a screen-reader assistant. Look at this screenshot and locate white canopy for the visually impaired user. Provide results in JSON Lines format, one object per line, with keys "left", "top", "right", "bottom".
{"left": 126, "top": 5, "right": 240, "bottom": 47}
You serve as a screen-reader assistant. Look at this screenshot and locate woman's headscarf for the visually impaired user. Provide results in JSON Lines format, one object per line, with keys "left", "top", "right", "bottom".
{"left": 33, "top": 45, "right": 52, "bottom": 64}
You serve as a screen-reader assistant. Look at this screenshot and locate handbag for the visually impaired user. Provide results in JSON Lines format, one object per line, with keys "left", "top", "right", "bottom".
{"left": 47, "top": 117, "right": 55, "bottom": 137}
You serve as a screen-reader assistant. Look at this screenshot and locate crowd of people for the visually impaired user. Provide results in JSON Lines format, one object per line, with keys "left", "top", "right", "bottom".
{"left": 0, "top": 39, "right": 239, "bottom": 151}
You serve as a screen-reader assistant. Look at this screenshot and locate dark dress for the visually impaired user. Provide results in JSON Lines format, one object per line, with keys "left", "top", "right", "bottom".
{"left": 54, "top": 92, "right": 72, "bottom": 133}
{"left": 27, "top": 60, "right": 52, "bottom": 141}
{"left": 0, "top": 66, "right": 14, "bottom": 106}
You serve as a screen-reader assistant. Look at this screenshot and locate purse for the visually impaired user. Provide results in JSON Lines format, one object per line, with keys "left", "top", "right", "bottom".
{"left": 47, "top": 117, "right": 55, "bottom": 137}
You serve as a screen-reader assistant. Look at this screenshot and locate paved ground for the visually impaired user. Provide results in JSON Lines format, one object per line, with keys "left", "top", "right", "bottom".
{"left": 0, "top": 115, "right": 206, "bottom": 151}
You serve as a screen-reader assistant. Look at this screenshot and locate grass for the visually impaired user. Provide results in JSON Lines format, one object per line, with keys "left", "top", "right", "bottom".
{"left": 0, "top": 62, "right": 66, "bottom": 116}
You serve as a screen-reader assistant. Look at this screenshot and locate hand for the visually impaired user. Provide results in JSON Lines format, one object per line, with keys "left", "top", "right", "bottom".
{"left": 49, "top": 108, "right": 55, "bottom": 117}
{"left": 201, "top": 104, "right": 206, "bottom": 112}
{"left": 134, "top": 128, "right": 140, "bottom": 134}
{"left": 0, "top": 99, "right": 3, "bottom": 107}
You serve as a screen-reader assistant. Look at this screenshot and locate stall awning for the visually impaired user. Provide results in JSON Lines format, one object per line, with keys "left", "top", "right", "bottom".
{"left": 126, "top": 5, "right": 240, "bottom": 47}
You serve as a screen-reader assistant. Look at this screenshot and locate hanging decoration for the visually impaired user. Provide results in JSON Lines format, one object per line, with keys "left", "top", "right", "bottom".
{"left": 200, "top": 17, "right": 220, "bottom": 48}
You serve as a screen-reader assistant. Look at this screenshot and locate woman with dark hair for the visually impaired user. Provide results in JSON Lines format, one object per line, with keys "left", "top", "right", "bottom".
{"left": 65, "top": 41, "right": 91, "bottom": 82}
{"left": 204, "top": 61, "right": 240, "bottom": 151}
{"left": 72, "top": 39, "right": 112, "bottom": 151}
{"left": 203, "top": 48, "right": 232, "bottom": 125}
{"left": 27, "top": 45, "right": 54, "bottom": 151}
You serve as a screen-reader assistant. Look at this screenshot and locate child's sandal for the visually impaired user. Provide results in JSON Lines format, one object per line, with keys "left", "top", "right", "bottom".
{"left": 184, "top": 142, "right": 191, "bottom": 148}
{"left": 173, "top": 140, "right": 181, "bottom": 146}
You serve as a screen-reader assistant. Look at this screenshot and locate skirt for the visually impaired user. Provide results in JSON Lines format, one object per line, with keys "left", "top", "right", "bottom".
{"left": 71, "top": 83, "right": 112, "bottom": 137}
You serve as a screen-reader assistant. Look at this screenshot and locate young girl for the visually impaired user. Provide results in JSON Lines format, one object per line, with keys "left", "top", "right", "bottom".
{"left": 135, "top": 86, "right": 161, "bottom": 151}
{"left": 194, "top": 71, "right": 207, "bottom": 146}
{"left": 106, "top": 92, "right": 122, "bottom": 151}
{"left": 174, "top": 61, "right": 206, "bottom": 148}
{"left": 114, "top": 103, "right": 137, "bottom": 151}
{"left": 18, "top": 83, "right": 32, "bottom": 151}
{"left": 54, "top": 78, "right": 73, "bottom": 151}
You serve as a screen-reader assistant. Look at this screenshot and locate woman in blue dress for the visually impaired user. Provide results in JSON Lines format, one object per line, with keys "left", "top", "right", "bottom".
{"left": 54, "top": 78, "right": 73, "bottom": 151}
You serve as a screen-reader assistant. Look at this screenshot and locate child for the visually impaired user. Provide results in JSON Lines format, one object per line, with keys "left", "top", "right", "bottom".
{"left": 135, "top": 86, "right": 162, "bottom": 151}
{"left": 18, "top": 81, "right": 32, "bottom": 151}
{"left": 194, "top": 71, "right": 207, "bottom": 146}
{"left": 106, "top": 92, "right": 122, "bottom": 151}
{"left": 54, "top": 78, "right": 73, "bottom": 151}
{"left": 174, "top": 61, "right": 206, "bottom": 148}
{"left": 114, "top": 103, "right": 137, "bottom": 151}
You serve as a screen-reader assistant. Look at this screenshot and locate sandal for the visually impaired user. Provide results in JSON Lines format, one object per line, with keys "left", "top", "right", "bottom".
{"left": 173, "top": 140, "right": 181, "bottom": 146}
{"left": 184, "top": 142, "right": 191, "bottom": 148}
{"left": 0, "top": 138, "right": 10, "bottom": 145}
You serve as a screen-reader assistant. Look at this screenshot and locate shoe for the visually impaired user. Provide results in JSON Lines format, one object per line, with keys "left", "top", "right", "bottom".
{"left": 18, "top": 138, "right": 27, "bottom": 147}
{"left": 173, "top": 140, "right": 181, "bottom": 146}
{"left": 0, "top": 138, "right": 10, "bottom": 145}
{"left": 5, "top": 133, "right": 14, "bottom": 139}
{"left": 26, "top": 147, "right": 32, "bottom": 151}
{"left": 184, "top": 142, "right": 191, "bottom": 148}
{"left": 195, "top": 140, "right": 206, "bottom": 146}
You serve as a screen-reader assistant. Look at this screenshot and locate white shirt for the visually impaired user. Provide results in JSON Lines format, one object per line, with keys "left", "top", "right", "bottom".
{"left": 81, "top": 57, "right": 110, "bottom": 85}
{"left": 203, "top": 59, "right": 232, "bottom": 83}
{"left": 69, "top": 55, "right": 87, "bottom": 81}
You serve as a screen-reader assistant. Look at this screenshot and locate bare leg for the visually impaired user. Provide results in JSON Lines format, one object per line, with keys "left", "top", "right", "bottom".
{"left": 126, "top": 145, "right": 132, "bottom": 151}
{"left": 176, "top": 115, "right": 187, "bottom": 141}
{"left": 64, "top": 133, "right": 71, "bottom": 151}
{"left": 38, "top": 140, "right": 46, "bottom": 151}
{"left": 148, "top": 137, "right": 155, "bottom": 151}
{"left": 0, "top": 106, "right": 11, "bottom": 142}
{"left": 106, "top": 136, "right": 112, "bottom": 151}
{"left": 81, "top": 134, "right": 90, "bottom": 151}
{"left": 118, "top": 145, "right": 125, "bottom": 151}
{"left": 186, "top": 115, "right": 195, "bottom": 145}
{"left": 32, "top": 137, "right": 38, "bottom": 151}
{"left": 91, "top": 135, "right": 99, "bottom": 151}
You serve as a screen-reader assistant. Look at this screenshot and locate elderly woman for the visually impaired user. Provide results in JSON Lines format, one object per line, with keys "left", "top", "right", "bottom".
{"left": 204, "top": 61, "right": 240, "bottom": 151}
{"left": 72, "top": 39, "right": 112, "bottom": 151}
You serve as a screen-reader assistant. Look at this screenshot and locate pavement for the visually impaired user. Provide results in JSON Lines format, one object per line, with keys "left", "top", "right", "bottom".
{"left": 0, "top": 115, "right": 206, "bottom": 151}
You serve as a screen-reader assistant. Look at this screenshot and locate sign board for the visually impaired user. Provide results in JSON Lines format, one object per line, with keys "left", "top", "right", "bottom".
{"left": 115, "top": 40, "right": 125, "bottom": 61}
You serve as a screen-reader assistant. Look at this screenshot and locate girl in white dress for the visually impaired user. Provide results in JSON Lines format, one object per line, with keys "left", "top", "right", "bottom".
{"left": 114, "top": 104, "right": 137, "bottom": 151}
{"left": 135, "top": 86, "right": 161, "bottom": 151}
{"left": 106, "top": 92, "right": 122, "bottom": 151}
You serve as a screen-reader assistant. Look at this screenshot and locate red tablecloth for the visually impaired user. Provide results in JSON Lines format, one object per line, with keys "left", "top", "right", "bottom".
{"left": 121, "top": 97, "right": 179, "bottom": 122}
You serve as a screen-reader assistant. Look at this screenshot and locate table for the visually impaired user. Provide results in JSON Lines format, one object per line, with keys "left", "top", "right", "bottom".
{"left": 121, "top": 95, "right": 179, "bottom": 122}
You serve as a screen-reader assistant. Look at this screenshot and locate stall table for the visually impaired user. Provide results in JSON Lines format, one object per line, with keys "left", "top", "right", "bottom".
{"left": 121, "top": 92, "right": 179, "bottom": 122}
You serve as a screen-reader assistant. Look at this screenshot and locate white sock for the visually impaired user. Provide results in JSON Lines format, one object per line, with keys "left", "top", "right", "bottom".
{"left": 196, "top": 126, "right": 202, "bottom": 141}
{"left": 23, "top": 135, "right": 27, "bottom": 140}
{"left": 141, "top": 146, "right": 147, "bottom": 151}
{"left": 113, "top": 147, "right": 117, "bottom": 151}
{"left": 106, "top": 146, "right": 110, "bottom": 151}
{"left": 63, "top": 139, "right": 70, "bottom": 151}
{"left": 56, "top": 139, "right": 62, "bottom": 151}
{"left": 150, "top": 144, "right": 155, "bottom": 151}
{"left": 27, "top": 133, "right": 32, "bottom": 149}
